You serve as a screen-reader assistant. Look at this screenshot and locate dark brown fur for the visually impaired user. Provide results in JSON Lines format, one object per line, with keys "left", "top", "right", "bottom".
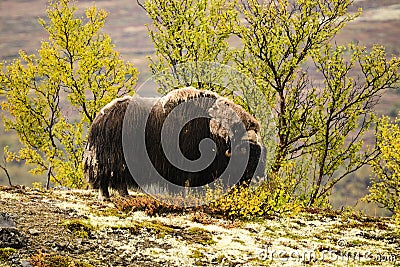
{"left": 84, "top": 87, "right": 265, "bottom": 200}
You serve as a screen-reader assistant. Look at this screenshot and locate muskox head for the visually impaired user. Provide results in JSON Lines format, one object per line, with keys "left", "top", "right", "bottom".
{"left": 207, "top": 95, "right": 264, "bottom": 186}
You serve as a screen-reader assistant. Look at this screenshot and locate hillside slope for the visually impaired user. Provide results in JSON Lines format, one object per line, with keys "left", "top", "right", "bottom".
{"left": 0, "top": 186, "right": 399, "bottom": 266}
{"left": 1, "top": 0, "right": 400, "bottom": 215}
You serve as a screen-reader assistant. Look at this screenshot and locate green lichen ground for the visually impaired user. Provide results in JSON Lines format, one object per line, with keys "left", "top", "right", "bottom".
{"left": 0, "top": 187, "right": 398, "bottom": 266}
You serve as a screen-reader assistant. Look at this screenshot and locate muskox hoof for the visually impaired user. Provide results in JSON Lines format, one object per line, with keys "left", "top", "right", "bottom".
{"left": 98, "top": 194, "right": 111, "bottom": 202}
{"left": 98, "top": 188, "right": 111, "bottom": 202}
{"left": 117, "top": 187, "right": 129, "bottom": 197}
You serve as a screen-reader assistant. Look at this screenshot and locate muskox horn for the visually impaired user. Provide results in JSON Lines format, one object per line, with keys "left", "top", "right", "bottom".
{"left": 225, "top": 149, "right": 231, "bottom": 158}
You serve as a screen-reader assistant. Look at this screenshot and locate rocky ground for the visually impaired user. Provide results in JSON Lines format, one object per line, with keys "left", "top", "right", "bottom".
{"left": 0, "top": 186, "right": 399, "bottom": 267}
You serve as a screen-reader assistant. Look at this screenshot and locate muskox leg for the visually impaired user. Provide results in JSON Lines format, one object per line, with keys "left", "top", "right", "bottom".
{"left": 117, "top": 180, "right": 129, "bottom": 197}
{"left": 98, "top": 178, "right": 110, "bottom": 201}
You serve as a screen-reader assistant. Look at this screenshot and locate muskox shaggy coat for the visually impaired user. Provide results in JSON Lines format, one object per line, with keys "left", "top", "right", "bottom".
{"left": 83, "top": 87, "right": 265, "bottom": 200}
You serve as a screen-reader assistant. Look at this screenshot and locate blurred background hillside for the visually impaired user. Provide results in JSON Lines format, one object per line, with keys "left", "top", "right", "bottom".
{"left": 1, "top": 0, "right": 399, "bottom": 215}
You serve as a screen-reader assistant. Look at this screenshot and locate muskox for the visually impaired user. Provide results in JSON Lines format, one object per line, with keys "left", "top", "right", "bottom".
{"left": 83, "top": 87, "right": 265, "bottom": 200}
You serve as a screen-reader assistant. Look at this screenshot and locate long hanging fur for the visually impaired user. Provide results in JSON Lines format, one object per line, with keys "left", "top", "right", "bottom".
{"left": 83, "top": 96, "right": 134, "bottom": 199}
{"left": 83, "top": 87, "right": 265, "bottom": 200}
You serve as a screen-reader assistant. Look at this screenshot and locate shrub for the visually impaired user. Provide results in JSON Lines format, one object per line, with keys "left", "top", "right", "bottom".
{"left": 205, "top": 177, "right": 301, "bottom": 220}
{"left": 0, "top": 0, "right": 137, "bottom": 188}
{"left": 113, "top": 194, "right": 185, "bottom": 216}
{"left": 365, "top": 115, "right": 400, "bottom": 223}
